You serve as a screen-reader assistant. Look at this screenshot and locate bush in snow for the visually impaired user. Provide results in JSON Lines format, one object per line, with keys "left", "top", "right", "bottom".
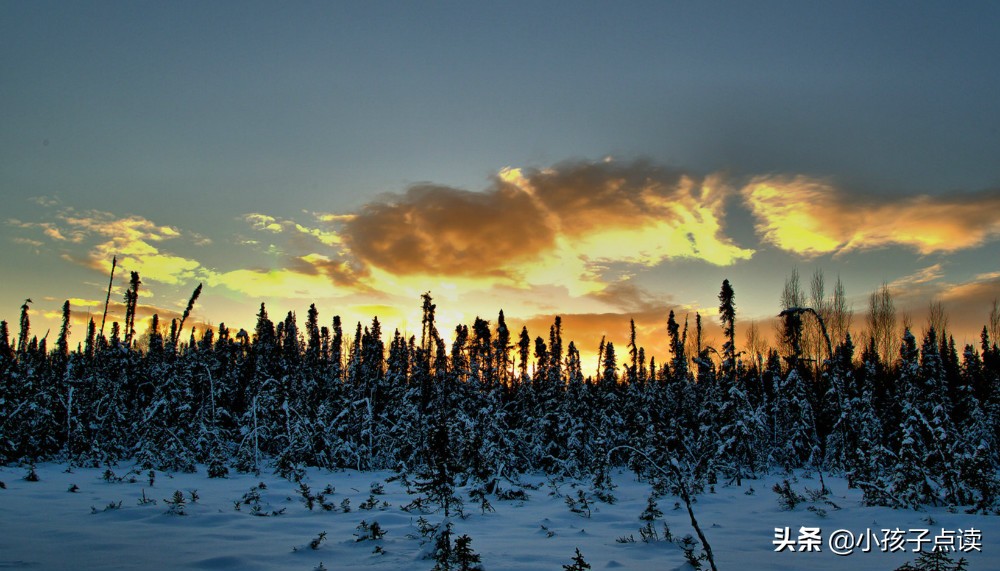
{"left": 562, "top": 548, "right": 591, "bottom": 571}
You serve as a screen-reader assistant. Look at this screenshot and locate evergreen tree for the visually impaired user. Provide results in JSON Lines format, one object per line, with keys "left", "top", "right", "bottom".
{"left": 892, "top": 329, "right": 934, "bottom": 507}
{"left": 717, "top": 376, "right": 765, "bottom": 486}
{"left": 559, "top": 341, "right": 594, "bottom": 476}
{"left": 601, "top": 342, "right": 617, "bottom": 387}
{"left": 55, "top": 300, "right": 71, "bottom": 360}
{"left": 718, "top": 279, "right": 737, "bottom": 378}
{"left": 83, "top": 318, "right": 96, "bottom": 362}
{"left": 770, "top": 368, "right": 820, "bottom": 472}
{"left": 824, "top": 334, "right": 858, "bottom": 473}
{"left": 17, "top": 298, "right": 31, "bottom": 358}
{"left": 305, "top": 303, "right": 320, "bottom": 365}
{"left": 414, "top": 362, "right": 463, "bottom": 517}
{"left": 174, "top": 283, "right": 202, "bottom": 347}
{"left": 626, "top": 318, "right": 638, "bottom": 385}
{"left": 563, "top": 548, "right": 591, "bottom": 571}
{"left": 493, "top": 310, "right": 512, "bottom": 386}
{"left": 280, "top": 311, "right": 300, "bottom": 365}
{"left": 517, "top": 326, "right": 530, "bottom": 382}
{"left": 330, "top": 315, "right": 344, "bottom": 382}
{"left": 0, "top": 320, "right": 13, "bottom": 363}
{"left": 853, "top": 362, "right": 892, "bottom": 501}
{"left": 548, "top": 316, "right": 563, "bottom": 385}
{"left": 123, "top": 272, "right": 141, "bottom": 348}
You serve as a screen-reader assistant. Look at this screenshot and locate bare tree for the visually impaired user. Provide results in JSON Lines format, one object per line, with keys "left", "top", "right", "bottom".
{"left": 776, "top": 269, "right": 805, "bottom": 359}
{"left": 744, "top": 320, "right": 767, "bottom": 369}
{"left": 866, "top": 282, "right": 898, "bottom": 366}
{"left": 926, "top": 299, "right": 949, "bottom": 339}
{"left": 901, "top": 312, "right": 913, "bottom": 338}
{"left": 829, "top": 276, "right": 852, "bottom": 348}
{"left": 803, "top": 269, "right": 832, "bottom": 370}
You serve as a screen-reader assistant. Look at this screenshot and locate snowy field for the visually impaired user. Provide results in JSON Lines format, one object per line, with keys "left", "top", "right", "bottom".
{"left": 0, "top": 463, "right": 994, "bottom": 571}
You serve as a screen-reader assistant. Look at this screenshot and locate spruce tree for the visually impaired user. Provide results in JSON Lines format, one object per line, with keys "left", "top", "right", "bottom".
{"left": 517, "top": 326, "right": 530, "bottom": 382}
{"left": 0, "top": 321, "right": 13, "bottom": 365}
{"left": 123, "top": 272, "right": 141, "bottom": 348}
{"left": 892, "top": 329, "right": 934, "bottom": 507}
{"left": 493, "top": 310, "right": 512, "bottom": 386}
{"left": 17, "top": 299, "right": 31, "bottom": 358}
{"left": 718, "top": 279, "right": 736, "bottom": 378}
{"left": 55, "top": 300, "right": 71, "bottom": 360}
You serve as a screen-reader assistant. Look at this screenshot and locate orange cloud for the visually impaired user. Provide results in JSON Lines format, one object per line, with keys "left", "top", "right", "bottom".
{"left": 742, "top": 176, "right": 1000, "bottom": 256}
{"left": 939, "top": 272, "right": 1000, "bottom": 308}
{"left": 337, "top": 160, "right": 753, "bottom": 296}
{"left": 343, "top": 182, "right": 554, "bottom": 279}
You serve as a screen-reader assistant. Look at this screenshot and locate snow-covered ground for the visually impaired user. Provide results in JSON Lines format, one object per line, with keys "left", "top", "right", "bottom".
{"left": 0, "top": 463, "right": 994, "bottom": 570}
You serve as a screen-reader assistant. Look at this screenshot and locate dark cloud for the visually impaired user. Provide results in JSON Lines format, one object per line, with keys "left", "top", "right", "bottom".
{"left": 286, "top": 253, "right": 369, "bottom": 288}
{"left": 520, "top": 159, "right": 689, "bottom": 234}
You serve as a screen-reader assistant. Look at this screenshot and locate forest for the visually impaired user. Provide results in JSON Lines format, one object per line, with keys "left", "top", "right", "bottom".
{"left": 1, "top": 269, "right": 999, "bottom": 518}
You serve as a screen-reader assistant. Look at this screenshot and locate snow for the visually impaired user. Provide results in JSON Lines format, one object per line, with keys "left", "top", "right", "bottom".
{"left": 0, "top": 464, "right": 995, "bottom": 570}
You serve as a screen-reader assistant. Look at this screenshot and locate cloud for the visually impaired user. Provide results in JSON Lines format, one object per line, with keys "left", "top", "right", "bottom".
{"left": 887, "top": 264, "right": 946, "bottom": 298}
{"left": 64, "top": 213, "right": 205, "bottom": 285}
{"left": 7, "top": 219, "right": 85, "bottom": 243}
{"left": 244, "top": 212, "right": 345, "bottom": 247}
{"left": 338, "top": 159, "right": 753, "bottom": 295}
{"left": 11, "top": 209, "right": 210, "bottom": 286}
{"left": 209, "top": 267, "right": 356, "bottom": 300}
{"left": 939, "top": 272, "right": 1000, "bottom": 307}
{"left": 12, "top": 237, "right": 44, "bottom": 248}
{"left": 742, "top": 176, "right": 1000, "bottom": 256}
{"left": 29, "top": 196, "right": 61, "bottom": 208}
{"left": 586, "top": 280, "right": 676, "bottom": 315}
{"left": 245, "top": 213, "right": 284, "bottom": 233}
{"left": 913, "top": 272, "right": 1000, "bottom": 345}
{"left": 225, "top": 212, "right": 366, "bottom": 297}
{"left": 343, "top": 181, "right": 555, "bottom": 279}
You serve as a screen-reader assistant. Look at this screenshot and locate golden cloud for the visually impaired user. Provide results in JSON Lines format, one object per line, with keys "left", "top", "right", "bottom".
{"left": 209, "top": 267, "right": 351, "bottom": 300}
{"left": 742, "top": 176, "right": 1000, "bottom": 256}
{"left": 11, "top": 210, "right": 209, "bottom": 286}
{"left": 244, "top": 212, "right": 345, "bottom": 247}
{"left": 338, "top": 160, "right": 753, "bottom": 296}
{"left": 245, "top": 213, "right": 284, "bottom": 233}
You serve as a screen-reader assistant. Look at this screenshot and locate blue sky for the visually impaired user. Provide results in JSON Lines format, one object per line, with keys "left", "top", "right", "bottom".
{"left": 3, "top": 1, "right": 999, "bottom": 360}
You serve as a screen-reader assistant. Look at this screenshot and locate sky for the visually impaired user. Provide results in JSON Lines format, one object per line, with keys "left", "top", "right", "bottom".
{"left": 2, "top": 1, "right": 1000, "bottom": 366}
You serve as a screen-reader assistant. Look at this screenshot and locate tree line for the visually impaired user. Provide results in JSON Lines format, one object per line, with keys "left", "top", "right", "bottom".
{"left": 1, "top": 274, "right": 998, "bottom": 512}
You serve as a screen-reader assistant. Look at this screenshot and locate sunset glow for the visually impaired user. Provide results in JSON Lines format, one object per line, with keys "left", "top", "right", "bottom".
{"left": 2, "top": 2, "right": 999, "bottom": 367}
